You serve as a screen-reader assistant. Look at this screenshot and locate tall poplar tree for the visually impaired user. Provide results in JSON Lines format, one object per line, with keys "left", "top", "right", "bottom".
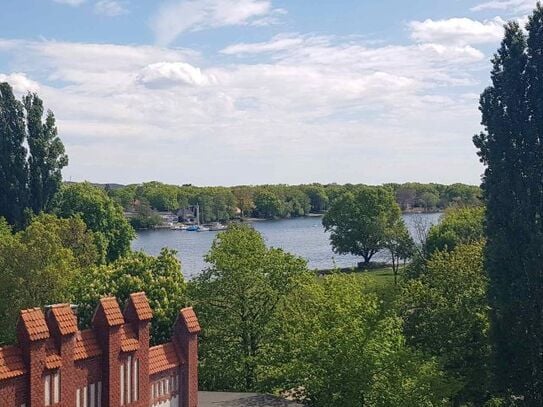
{"left": 474, "top": 6, "right": 543, "bottom": 402}
{"left": 0, "top": 83, "right": 28, "bottom": 228}
{"left": 24, "top": 93, "right": 68, "bottom": 213}
{"left": 0, "top": 82, "right": 67, "bottom": 227}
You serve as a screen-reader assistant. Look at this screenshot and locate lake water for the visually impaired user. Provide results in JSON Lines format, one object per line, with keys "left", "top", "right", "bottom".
{"left": 132, "top": 212, "right": 442, "bottom": 278}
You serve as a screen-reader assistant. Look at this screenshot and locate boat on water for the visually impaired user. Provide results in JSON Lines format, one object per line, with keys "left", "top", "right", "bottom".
{"left": 184, "top": 205, "right": 226, "bottom": 232}
{"left": 208, "top": 222, "right": 227, "bottom": 231}
{"left": 170, "top": 223, "right": 188, "bottom": 230}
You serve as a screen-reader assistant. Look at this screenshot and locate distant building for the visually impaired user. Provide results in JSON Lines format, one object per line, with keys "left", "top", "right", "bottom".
{"left": 176, "top": 208, "right": 196, "bottom": 223}
{"left": 0, "top": 293, "right": 200, "bottom": 407}
{"left": 156, "top": 212, "right": 178, "bottom": 224}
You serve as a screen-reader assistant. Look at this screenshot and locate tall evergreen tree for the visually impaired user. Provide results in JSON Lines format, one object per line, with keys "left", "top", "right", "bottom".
{"left": 0, "top": 83, "right": 28, "bottom": 228}
{"left": 24, "top": 93, "right": 68, "bottom": 213}
{"left": 474, "top": 8, "right": 543, "bottom": 402}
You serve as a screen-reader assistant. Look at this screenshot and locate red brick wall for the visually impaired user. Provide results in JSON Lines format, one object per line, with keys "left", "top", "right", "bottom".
{"left": 0, "top": 295, "right": 200, "bottom": 407}
{"left": 0, "top": 376, "right": 27, "bottom": 406}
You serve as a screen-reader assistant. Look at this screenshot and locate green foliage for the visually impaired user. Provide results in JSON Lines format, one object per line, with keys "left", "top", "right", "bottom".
{"left": 389, "top": 182, "right": 480, "bottom": 212}
{"left": 383, "top": 219, "right": 415, "bottom": 284}
{"left": 190, "top": 187, "right": 237, "bottom": 222}
{"left": 253, "top": 189, "right": 285, "bottom": 218}
{"left": 23, "top": 93, "right": 68, "bottom": 214}
{"left": 109, "top": 181, "right": 480, "bottom": 223}
{"left": 0, "top": 82, "right": 29, "bottom": 228}
{"left": 323, "top": 186, "right": 403, "bottom": 264}
{"left": 473, "top": 8, "right": 543, "bottom": 401}
{"left": 0, "top": 83, "right": 67, "bottom": 228}
{"left": 129, "top": 200, "right": 163, "bottom": 230}
{"left": 425, "top": 206, "right": 485, "bottom": 255}
{"left": 401, "top": 242, "right": 490, "bottom": 405}
{"left": 109, "top": 184, "right": 137, "bottom": 208}
{"left": 263, "top": 274, "right": 457, "bottom": 406}
{"left": 0, "top": 214, "right": 97, "bottom": 344}
{"left": 136, "top": 182, "right": 180, "bottom": 212}
{"left": 232, "top": 186, "right": 255, "bottom": 217}
{"left": 303, "top": 184, "right": 329, "bottom": 212}
{"left": 189, "top": 224, "right": 309, "bottom": 391}
{"left": 54, "top": 182, "right": 135, "bottom": 262}
{"left": 72, "top": 249, "right": 186, "bottom": 344}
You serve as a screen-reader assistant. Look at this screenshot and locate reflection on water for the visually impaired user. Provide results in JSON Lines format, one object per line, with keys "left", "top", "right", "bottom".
{"left": 132, "top": 212, "right": 442, "bottom": 278}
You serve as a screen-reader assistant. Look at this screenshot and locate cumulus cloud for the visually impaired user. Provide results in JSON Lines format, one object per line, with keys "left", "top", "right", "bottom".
{"left": 472, "top": 0, "right": 537, "bottom": 13}
{"left": 0, "top": 73, "right": 40, "bottom": 94}
{"left": 409, "top": 17, "right": 505, "bottom": 45}
{"left": 150, "top": 0, "right": 279, "bottom": 46}
{"left": 94, "top": 0, "right": 128, "bottom": 16}
{"left": 138, "top": 62, "right": 215, "bottom": 88}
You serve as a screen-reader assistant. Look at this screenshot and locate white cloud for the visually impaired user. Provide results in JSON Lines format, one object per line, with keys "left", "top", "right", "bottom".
{"left": 53, "top": 0, "right": 85, "bottom": 5}
{"left": 94, "top": 0, "right": 128, "bottom": 16}
{"left": 409, "top": 17, "right": 505, "bottom": 45}
{"left": 472, "top": 0, "right": 537, "bottom": 13}
{"left": 0, "top": 73, "right": 40, "bottom": 94}
{"left": 221, "top": 34, "right": 305, "bottom": 55}
{"left": 0, "top": 34, "right": 485, "bottom": 185}
{"left": 150, "top": 0, "right": 279, "bottom": 46}
{"left": 138, "top": 62, "right": 216, "bottom": 87}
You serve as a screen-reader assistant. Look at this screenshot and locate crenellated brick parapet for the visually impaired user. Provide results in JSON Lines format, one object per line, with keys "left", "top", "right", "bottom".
{"left": 0, "top": 293, "right": 200, "bottom": 407}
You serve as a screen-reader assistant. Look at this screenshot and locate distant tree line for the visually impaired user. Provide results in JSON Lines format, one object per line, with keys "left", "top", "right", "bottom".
{"left": 104, "top": 181, "right": 481, "bottom": 228}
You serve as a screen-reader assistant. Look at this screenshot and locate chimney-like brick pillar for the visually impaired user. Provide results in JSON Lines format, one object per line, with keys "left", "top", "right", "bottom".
{"left": 46, "top": 304, "right": 78, "bottom": 407}
{"left": 92, "top": 297, "right": 124, "bottom": 407}
{"left": 173, "top": 308, "right": 201, "bottom": 407}
{"left": 17, "top": 308, "right": 50, "bottom": 407}
{"left": 123, "top": 292, "right": 153, "bottom": 407}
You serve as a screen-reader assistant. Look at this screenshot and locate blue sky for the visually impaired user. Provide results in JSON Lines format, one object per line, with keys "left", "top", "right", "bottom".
{"left": 0, "top": 0, "right": 538, "bottom": 185}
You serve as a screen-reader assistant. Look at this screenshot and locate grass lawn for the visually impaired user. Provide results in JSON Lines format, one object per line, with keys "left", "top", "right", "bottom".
{"left": 316, "top": 265, "right": 400, "bottom": 299}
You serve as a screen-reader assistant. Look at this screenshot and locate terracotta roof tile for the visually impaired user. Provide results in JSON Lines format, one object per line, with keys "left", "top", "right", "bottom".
{"left": 0, "top": 346, "right": 25, "bottom": 381}
{"left": 19, "top": 308, "right": 49, "bottom": 341}
{"left": 120, "top": 325, "right": 139, "bottom": 352}
{"left": 99, "top": 297, "right": 124, "bottom": 327}
{"left": 49, "top": 304, "right": 78, "bottom": 335}
{"left": 44, "top": 341, "right": 62, "bottom": 370}
{"left": 149, "top": 343, "right": 179, "bottom": 375}
{"left": 45, "top": 353, "right": 62, "bottom": 370}
{"left": 74, "top": 329, "right": 102, "bottom": 361}
{"left": 128, "top": 292, "right": 153, "bottom": 321}
{"left": 180, "top": 307, "right": 201, "bottom": 334}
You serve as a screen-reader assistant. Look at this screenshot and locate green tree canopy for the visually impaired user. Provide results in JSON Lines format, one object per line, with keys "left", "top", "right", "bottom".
{"left": 0, "top": 84, "right": 67, "bottom": 228}
{"left": 401, "top": 242, "right": 490, "bottom": 405}
{"left": 253, "top": 189, "right": 285, "bottom": 219}
{"left": 384, "top": 218, "right": 415, "bottom": 284}
{"left": 0, "top": 214, "right": 97, "bottom": 344}
{"left": 425, "top": 206, "right": 485, "bottom": 255}
{"left": 323, "top": 186, "right": 403, "bottom": 264}
{"left": 189, "top": 224, "right": 309, "bottom": 391}
{"left": 473, "top": 10, "right": 543, "bottom": 400}
{"left": 23, "top": 93, "right": 68, "bottom": 214}
{"left": 72, "top": 249, "right": 186, "bottom": 344}
{"left": 0, "top": 82, "right": 29, "bottom": 228}
{"left": 54, "top": 182, "right": 135, "bottom": 262}
{"left": 263, "top": 273, "right": 457, "bottom": 407}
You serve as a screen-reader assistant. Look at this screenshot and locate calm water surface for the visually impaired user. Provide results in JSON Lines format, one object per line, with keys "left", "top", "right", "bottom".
{"left": 132, "top": 213, "right": 442, "bottom": 278}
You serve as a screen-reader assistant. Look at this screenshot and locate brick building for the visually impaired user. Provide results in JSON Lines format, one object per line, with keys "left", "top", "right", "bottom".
{"left": 0, "top": 292, "right": 200, "bottom": 407}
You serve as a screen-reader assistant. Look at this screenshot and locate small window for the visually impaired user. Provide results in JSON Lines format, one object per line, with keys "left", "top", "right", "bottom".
{"left": 44, "top": 371, "right": 60, "bottom": 406}
{"left": 76, "top": 382, "right": 101, "bottom": 407}
{"left": 121, "top": 356, "right": 139, "bottom": 405}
